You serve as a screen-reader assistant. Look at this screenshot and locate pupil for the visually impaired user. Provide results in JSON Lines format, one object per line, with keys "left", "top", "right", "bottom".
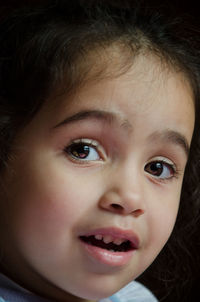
{"left": 71, "top": 144, "right": 90, "bottom": 158}
{"left": 150, "top": 162, "right": 163, "bottom": 175}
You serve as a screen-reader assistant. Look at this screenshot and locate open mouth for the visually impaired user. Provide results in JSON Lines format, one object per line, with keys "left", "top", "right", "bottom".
{"left": 79, "top": 235, "right": 134, "bottom": 252}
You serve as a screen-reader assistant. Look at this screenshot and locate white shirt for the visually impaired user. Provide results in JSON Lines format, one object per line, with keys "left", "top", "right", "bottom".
{"left": 0, "top": 273, "right": 158, "bottom": 302}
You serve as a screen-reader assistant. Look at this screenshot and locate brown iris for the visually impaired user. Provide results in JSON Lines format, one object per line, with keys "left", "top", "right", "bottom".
{"left": 68, "top": 143, "right": 90, "bottom": 159}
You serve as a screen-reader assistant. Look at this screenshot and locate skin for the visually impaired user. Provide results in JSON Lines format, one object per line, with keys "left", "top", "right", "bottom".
{"left": 0, "top": 54, "right": 195, "bottom": 302}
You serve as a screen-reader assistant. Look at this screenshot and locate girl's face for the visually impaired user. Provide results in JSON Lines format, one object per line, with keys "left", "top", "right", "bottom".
{"left": 0, "top": 54, "right": 195, "bottom": 302}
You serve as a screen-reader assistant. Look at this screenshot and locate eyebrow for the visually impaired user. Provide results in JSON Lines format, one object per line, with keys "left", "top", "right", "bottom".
{"left": 53, "top": 109, "right": 131, "bottom": 129}
{"left": 149, "top": 130, "right": 190, "bottom": 158}
{"left": 53, "top": 109, "right": 190, "bottom": 157}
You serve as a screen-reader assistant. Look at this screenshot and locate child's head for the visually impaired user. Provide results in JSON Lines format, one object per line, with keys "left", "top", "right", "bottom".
{"left": 0, "top": 0, "right": 199, "bottom": 301}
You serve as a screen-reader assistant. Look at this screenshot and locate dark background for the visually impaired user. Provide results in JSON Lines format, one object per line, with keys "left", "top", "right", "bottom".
{"left": 0, "top": 0, "right": 199, "bottom": 301}
{"left": 0, "top": 0, "right": 199, "bottom": 23}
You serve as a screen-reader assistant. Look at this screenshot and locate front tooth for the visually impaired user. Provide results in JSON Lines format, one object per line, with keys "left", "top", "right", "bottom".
{"left": 95, "top": 234, "right": 103, "bottom": 240}
{"left": 113, "top": 238, "right": 124, "bottom": 245}
{"left": 103, "top": 235, "right": 113, "bottom": 244}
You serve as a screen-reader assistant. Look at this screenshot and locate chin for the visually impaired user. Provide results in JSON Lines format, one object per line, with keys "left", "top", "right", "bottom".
{"left": 67, "top": 279, "right": 126, "bottom": 301}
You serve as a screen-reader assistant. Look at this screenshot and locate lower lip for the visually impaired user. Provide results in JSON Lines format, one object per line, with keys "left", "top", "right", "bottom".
{"left": 80, "top": 240, "right": 135, "bottom": 267}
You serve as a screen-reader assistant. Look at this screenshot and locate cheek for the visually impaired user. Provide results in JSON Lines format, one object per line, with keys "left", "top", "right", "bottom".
{"left": 7, "top": 169, "right": 92, "bottom": 251}
{"left": 140, "top": 186, "right": 181, "bottom": 271}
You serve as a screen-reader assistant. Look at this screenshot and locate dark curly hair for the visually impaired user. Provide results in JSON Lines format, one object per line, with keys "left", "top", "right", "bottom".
{"left": 0, "top": 0, "right": 200, "bottom": 300}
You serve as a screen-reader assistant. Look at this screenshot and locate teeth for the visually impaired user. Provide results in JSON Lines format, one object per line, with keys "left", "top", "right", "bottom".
{"left": 113, "top": 238, "right": 125, "bottom": 245}
{"left": 95, "top": 234, "right": 103, "bottom": 240}
{"left": 93, "top": 234, "right": 127, "bottom": 245}
{"left": 103, "top": 235, "right": 113, "bottom": 244}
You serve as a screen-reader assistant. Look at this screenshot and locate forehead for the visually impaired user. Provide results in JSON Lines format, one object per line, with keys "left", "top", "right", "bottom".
{"left": 22, "top": 53, "right": 195, "bottom": 147}
{"left": 52, "top": 52, "right": 194, "bottom": 118}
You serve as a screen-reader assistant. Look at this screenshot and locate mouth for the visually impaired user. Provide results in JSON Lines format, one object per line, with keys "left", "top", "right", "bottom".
{"left": 79, "top": 228, "right": 139, "bottom": 266}
{"left": 79, "top": 234, "right": 134, "bottom": 252}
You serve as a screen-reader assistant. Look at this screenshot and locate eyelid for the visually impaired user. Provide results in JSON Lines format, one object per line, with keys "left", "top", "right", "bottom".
{"left": 146, "top": 156, "right": 176, "bottom": 169}
{"left": 72, "top": 138, "right": 99, "bottom": 146}
{"left": 145, "top": 156, "right": 178, "bottom": 183}
{"left": 66, "top": 138, "right": 107, "bottom": 162}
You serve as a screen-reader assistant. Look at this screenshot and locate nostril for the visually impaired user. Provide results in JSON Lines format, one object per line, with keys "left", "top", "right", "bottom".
{"left": 110, "top": 204, "right": 144, "bottom": 217}
{"left": 99, "top": 192, "right": 145, "bottom": 216}
{"left": 133, "top": 209, "right": 145, "bottom": 217}
{"left": 111, "top": 204, "right": 123, "bottom": 210}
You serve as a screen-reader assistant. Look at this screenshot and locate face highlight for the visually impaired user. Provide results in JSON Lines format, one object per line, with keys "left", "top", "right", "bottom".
{"left": 0, "top": 54, "right": 195, "bottom": 302}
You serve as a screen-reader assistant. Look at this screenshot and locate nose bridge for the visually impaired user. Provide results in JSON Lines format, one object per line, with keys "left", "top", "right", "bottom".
{"left": 115, "top": 160, "right": 143, "bottom": 203}
{"left": 99, "top": 159, "right": 145, "bottom": 216}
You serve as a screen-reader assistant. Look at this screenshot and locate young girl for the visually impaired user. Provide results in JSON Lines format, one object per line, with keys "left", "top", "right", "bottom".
{"left": 0, "top": 1, "right": 199, "bottom": 301}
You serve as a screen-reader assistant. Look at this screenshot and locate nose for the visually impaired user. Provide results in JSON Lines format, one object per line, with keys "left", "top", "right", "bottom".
{"left": 99, "top": 169, "right": 145, "bottom": 217}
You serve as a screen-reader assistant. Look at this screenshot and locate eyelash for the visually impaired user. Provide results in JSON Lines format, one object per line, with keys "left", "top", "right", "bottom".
{"left": 64, "top": 140, "right": 179, "bottom": 181}
{"left": 144, "top": 158, "right": 179, "bottom": 182}
{"left": 64, "top": 139, "right": 105, "bottom": 163}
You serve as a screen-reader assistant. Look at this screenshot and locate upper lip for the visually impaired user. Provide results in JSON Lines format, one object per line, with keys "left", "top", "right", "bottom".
{"left": 79, "top": 227, "right": 140, "bottom": 249}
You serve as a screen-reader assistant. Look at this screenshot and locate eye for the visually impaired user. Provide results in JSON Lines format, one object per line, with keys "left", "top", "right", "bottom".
{"left": 144, "top": 160, "right": 176, "bottom": 180}
{"left": 65, "top": 139, "right": 104, "bottom": 162}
